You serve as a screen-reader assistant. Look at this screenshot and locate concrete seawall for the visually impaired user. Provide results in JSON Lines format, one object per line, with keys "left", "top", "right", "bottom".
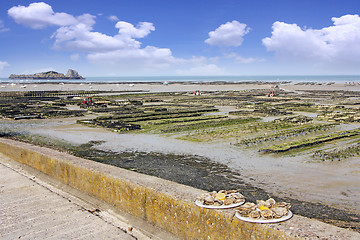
{"left": 1, "top": 138, "right": 359, "bottom": 240}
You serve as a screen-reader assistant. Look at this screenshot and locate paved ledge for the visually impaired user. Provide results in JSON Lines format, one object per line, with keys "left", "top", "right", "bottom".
{"left": 0, "top": 138, "right": 359, "bottom": 240}
{"left": 0, "top": 156, "right": 137, "bottom": 240}
{"left": 0, "top": 152, "right": 180, "bottom": 240}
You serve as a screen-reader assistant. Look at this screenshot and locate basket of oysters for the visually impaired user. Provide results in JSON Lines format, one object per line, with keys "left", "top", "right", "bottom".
{"left": 195, "top": 190, "right": 246, "bottom": 209}
{"left": 235, "top": 198, "right": 292, "bottom": 223}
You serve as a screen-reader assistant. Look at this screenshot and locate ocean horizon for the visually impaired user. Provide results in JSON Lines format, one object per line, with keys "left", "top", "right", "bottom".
{"left": 1, "top": 75, "right": 360, "bottom": 83}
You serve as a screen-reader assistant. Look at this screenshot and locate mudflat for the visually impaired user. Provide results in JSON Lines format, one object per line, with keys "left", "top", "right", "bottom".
{"left": 0, "top": 81, "right": 359, "bottom": 232}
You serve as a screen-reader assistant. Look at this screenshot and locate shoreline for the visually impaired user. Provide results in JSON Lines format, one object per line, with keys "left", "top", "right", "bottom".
{"left": 0, "top": 81, "right": 359, "bottom": 93}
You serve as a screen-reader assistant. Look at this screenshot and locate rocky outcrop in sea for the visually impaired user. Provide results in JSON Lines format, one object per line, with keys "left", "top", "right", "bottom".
{"left": 9, "top": 69, "right": 84, "bottom": 80}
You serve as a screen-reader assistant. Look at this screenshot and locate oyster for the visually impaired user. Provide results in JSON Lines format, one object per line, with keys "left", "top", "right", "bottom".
{"left": 238, "top": 198, "right": 291, "bottom": 221}
{"left": 249, "top": 209, "right": 261, "bottom": 219}
{"left": 210, "top": 191, "right": 217, "bottom": 198}
{"left": 196, "top": 193, "right": 209, "bottom": 203}
{"left": 196, "top": 189, "right": 246, "bottom": 206}
{"left": 237, "top": 209, "right": 251, "bottom": 217}
{"left": 271, "top": 207, "right": 289, "bottom": 218}
{"left": 204, "top": 196, "right": 215, "bottom": 205}
{"left": 234, "top": 198, "right": 244, "bottom": 204}
{"left": 225, "top": 189, "right": 236, "bottom": 194}
{"left": 257, "top": 200, "right": 271, "bottom": 208}
{"left": 274, "top": 202, "right": 291, "bottom": 210}
{"left": 265, "top": 198, "right": 276, "bottom": 207}
{"left": 224, "top": 197, "right": 236, "bottom": 205}
{"left": 260, "top": 209, "right": 274, "bottom": 220}
{"left": 231, "top": 192, "right": 245, "bottom": 200}
{"left": 213, "top": 199, "right": 223, "bottom": 206}
{"left": 240, "top": 202, "right": 256, "bottom": 209}
{"left": 236, "top": 202, "right": 256, "bottom": 217}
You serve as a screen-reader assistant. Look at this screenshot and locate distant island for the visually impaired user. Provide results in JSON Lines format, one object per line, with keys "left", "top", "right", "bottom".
{"left": 9, "top": 69, "right": 85, "bottom": 80}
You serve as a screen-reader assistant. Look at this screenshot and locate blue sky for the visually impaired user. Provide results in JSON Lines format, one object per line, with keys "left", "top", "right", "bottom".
{"left": 1, "top": 0, "right": 360, "bottom": 77}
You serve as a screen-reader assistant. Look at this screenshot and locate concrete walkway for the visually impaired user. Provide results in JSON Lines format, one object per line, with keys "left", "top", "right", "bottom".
{"left": 0, "top": 155, "right": 156, "bottom": 240}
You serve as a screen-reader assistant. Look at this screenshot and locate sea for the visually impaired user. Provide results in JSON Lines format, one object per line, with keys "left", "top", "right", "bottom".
{"left": 1, "top": 75, "right": 360, "bottom": 84}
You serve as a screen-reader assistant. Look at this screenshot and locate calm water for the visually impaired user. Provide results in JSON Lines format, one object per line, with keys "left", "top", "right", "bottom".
{"left": 1, "top": 75, "right": 360, "bottom": 83}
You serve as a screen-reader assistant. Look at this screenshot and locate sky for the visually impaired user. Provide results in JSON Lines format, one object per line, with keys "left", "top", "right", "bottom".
{"left": 1, "top": 0, "right": 360, "bottom": 77}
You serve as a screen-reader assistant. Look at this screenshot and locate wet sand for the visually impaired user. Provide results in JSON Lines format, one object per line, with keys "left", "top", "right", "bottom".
{"left": 28, "top": 120, "right": 360, "bottom": 212}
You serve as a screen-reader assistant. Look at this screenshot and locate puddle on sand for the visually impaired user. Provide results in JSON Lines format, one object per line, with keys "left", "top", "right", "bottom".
{"left": 1, "top": 118, "right": 359, "bottom": 214}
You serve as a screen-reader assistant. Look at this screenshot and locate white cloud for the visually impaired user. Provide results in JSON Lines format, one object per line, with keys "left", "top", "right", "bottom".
{"left": 52, "top": 19, "right": 157, "bottom": 53}
{"left": 8, "top": 3, "right": 261, "bottom": 75}
{"left": 116, "top": 21, "right": 155, "bottom": 39}
{"left": 205, "top": 20, "right": 250, "bottom": 47}
{"left": 8, "top": 2, "right": 77, "bottom": 29}
{"left": 8, "top": 2, "right": 178, "bottom": 73}
{"left": 0, "top": 61, "right": 10, "bottom": 71}
{"left": 108, "top": 15, "right": 119, "bottom": 22}
{"left": 0, "top": 20, "right": 10, "bottom": 32}
{"left": 87, "top": 46, "right": 177, "bottom": 70}
{"left": 70, "top": 54, "right": 80, "bottom": 60}
{"left": 51, "top": 14, "right": 122, "bottom": 52}
{"left": 175, "top": 56, "right": 226, "bottom": 75}
{"left": 225, "top": 53, "right": 265, "bottom": 63}
{"left": 263, "top": 14, "right": 360, "bottom": 65}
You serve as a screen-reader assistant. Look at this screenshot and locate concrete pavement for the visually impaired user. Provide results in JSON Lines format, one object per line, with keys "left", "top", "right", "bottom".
{"left": 0, "top": 154, "right": 163, "bottom": 240}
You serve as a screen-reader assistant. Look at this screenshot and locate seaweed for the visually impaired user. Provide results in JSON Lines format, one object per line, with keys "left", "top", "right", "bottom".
{"left": 313, "top": 140, "right": 360, "bottom": 161}
{"left": 260, "top": 128, "right": 360, "bottom": 153}
{"left": 239, "top": 123, "right": 337, "bottom": 145}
